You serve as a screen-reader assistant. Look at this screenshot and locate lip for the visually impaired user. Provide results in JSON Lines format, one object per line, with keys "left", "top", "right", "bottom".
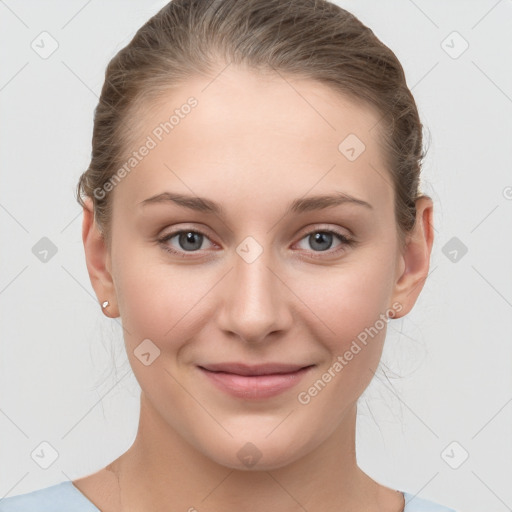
{"left": 198, "top": 363, "right": 315, "bottom": 399}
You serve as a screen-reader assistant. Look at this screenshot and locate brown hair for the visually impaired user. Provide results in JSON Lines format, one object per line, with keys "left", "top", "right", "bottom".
{"left": 76, "top": 0, "right": 428, "bottom": 250}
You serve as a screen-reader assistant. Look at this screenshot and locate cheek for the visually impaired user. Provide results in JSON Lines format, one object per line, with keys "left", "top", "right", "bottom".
{"left": 114, "top": 264, "right": 165, "bottom": 340}
{"left": 292, "top": 264, "right": 395, "bottom": 412}
{"left": 113, "top": 248, "right": 212, "bottom": 347}
{"left": 294, "top": 248, "right": 397, "bottom": 360}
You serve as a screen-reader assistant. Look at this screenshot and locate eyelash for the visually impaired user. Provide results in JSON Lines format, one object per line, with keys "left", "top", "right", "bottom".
{"left": 157, "top": 226, "right": 355, "bottom": 260}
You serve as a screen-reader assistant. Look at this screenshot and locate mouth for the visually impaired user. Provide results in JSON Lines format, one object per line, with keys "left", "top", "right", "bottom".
{"left": 197, "top": 363, "right": 315, "bottom": 399}
{"left": 198, "top": 362, "right": 315, "bottom": 376}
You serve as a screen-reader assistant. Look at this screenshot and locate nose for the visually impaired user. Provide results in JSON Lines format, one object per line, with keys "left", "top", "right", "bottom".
{"left": 216, "top": 243, "right": 294, "bottom": 344}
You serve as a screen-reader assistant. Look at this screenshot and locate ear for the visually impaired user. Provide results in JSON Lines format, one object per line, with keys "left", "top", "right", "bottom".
{"left": 389, "top": 196, "right": 434, "bottom": 319}
{"left": 82, "top": 197, "right": 119, "bottom": 318}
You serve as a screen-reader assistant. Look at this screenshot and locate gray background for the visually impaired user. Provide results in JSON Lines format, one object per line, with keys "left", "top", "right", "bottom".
{"left": 1, "top": 1, "right": 511, "bottom": 511}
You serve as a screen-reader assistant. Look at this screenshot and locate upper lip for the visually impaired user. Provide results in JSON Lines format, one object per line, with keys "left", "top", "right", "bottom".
{"left": 199, "top": 362, "right": 314, "bottom": 376}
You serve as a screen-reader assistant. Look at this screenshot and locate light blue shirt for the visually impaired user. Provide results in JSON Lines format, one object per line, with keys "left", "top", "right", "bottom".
{"left": 0, "top": 480, "right": 457, "bottom": 511}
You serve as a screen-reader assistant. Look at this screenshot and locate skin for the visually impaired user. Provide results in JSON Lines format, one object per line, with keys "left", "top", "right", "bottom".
{"left": 77, "top": 65, "right": 434, "bottom": 512}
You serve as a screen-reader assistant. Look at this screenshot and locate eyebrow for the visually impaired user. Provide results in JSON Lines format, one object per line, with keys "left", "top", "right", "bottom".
{"left": 138, "top": 191, "right": 373, "bottom": 216}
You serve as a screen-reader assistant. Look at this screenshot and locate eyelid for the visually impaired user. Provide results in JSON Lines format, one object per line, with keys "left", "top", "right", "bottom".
{"left": 294, "top": 223, "right": 352, "bottom": 241}
{"left": 158, "top": 223, "right": 216, "bottom": 241}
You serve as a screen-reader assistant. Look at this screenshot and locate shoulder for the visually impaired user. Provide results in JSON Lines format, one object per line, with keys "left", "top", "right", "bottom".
{"left": 0, "top": 481, "right": 100, "bottom": 512}
{"left": 402, "top": 491, "right": 457, "bottom": 512}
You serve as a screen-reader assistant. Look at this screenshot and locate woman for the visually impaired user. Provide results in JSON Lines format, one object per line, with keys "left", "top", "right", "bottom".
{"left": 0, "top": 0, "right": 456, "bottom": 510}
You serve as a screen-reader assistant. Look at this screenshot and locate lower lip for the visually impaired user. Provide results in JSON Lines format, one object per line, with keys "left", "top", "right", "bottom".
{"left": 198, "top": 366, "right": 314, "bottom": 399}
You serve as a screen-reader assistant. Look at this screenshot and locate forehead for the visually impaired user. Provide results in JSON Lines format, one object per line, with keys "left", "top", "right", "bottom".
{"left": 113, "top": 66, "right": 392, "bottom": 216}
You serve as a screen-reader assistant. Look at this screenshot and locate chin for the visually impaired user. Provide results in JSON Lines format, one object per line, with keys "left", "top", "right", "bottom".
{"left": 198, "top": 432, "right": 313, "bottom": 472}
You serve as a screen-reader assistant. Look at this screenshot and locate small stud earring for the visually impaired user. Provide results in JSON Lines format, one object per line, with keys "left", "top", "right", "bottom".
{"left": 102, "top": 300, "right": 110, "bottom": 308}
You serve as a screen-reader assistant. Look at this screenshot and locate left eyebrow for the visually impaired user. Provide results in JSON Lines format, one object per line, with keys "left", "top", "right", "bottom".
{"left": 289, "top": 192, "right": 373, "bottom": 214}
{"left": 138, "top": 191, "right": 373, "bottom": 217}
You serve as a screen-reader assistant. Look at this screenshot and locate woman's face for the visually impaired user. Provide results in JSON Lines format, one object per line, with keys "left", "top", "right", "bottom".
{"left": 87, "top": 66, "right": 430, "bottom": 470}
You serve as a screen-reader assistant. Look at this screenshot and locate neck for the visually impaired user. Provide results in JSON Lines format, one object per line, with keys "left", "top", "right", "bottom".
{"left": 107, "top": 392, "right": 394, "bottom": 512}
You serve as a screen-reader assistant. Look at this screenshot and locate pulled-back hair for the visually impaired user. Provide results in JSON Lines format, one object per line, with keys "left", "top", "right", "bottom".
{"left": 76, "top": 0, "right": 428, "bottom": 249}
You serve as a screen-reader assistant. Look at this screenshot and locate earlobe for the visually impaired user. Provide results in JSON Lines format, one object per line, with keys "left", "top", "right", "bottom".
{"left": 82, "top": 197, "right": 119, "bottom": 318}
{"left": 390, "top": 196, "right": 434, "bottom": 319}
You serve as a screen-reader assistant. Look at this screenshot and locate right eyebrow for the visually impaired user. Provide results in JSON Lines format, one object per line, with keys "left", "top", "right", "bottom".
{"left": 139, "top": 192, "right": 222, "bottom": 214}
